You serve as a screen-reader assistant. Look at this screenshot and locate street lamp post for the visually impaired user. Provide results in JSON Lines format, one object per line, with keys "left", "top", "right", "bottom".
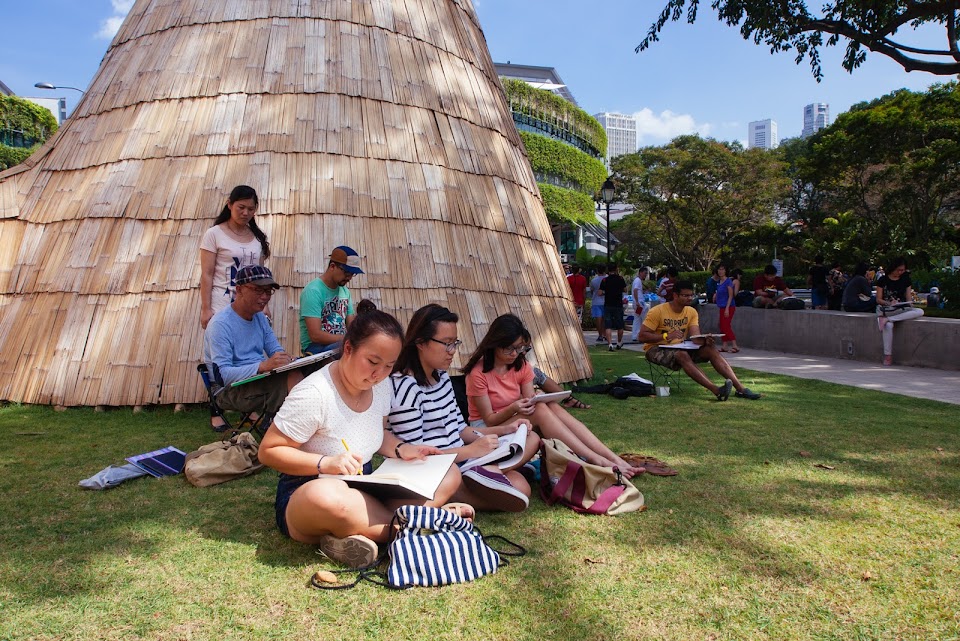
{"left": 34, "top": 82, "right": 86, "bottom": 95}
{"left": 600, "top": 178, "right": 615, "bottom": 261}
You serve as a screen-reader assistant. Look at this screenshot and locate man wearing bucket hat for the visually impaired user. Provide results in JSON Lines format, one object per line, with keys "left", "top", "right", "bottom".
{"left": 299, "top": 245, "right": 364, "bottom": 354}
{"left": 204, "top": 265, "right": 303, "bottom": 414}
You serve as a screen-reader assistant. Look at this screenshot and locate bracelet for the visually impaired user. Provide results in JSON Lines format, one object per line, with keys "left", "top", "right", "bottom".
{"left": 316, "top": 455, "right": 326, "bottom": 476}
{"left": 395, "top": 443, "right": 404, "bottom": 459}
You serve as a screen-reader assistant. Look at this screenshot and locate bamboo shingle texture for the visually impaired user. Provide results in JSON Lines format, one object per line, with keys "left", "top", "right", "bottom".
{"left": 0, "top": 0, "right": 591, "bottom": 407}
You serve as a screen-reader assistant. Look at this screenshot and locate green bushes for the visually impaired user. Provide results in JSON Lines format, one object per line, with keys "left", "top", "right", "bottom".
{"left": 538, "top": 183, "right": 598, "bottom": 225}
{"left": 501, "top": 78, "right": 607, "bottom": 156}
{"left": 519, "top": 131, "right": 607, "bottom": 195}
{"left": 0, "top": 144, "right": 36, "bottom": 171}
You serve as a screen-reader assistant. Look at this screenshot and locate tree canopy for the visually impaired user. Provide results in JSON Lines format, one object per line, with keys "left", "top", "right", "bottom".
{"left": 611, "top": 135, "right": 789, "bottom": 271}
{"left": 637, "top": 0, "right": 960, "bottom": 79}
{"left": 0, "top": 95, "right": 59, "bottom": 171}
{"left": 785, "top": 81, "right": 960, "bottom": 266}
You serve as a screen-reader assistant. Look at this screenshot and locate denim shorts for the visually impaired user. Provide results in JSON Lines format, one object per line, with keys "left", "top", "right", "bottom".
{"left": 274, "top": 461, "right": 374, "bottom": 538}
{"left": 591, "top": 303, "right": 604, "bottom": 318}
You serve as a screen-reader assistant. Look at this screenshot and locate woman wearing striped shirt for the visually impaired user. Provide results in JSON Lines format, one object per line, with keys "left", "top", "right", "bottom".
{"left": 389, "top": 304, "right": 535, "bottom": 512}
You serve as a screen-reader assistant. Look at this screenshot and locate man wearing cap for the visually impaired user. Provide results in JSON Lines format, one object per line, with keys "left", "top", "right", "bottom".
{"left": 299, "top": 245, "right": 363, "bottom": 354}
{"left": 204, "top": 265, "right": 302, "bottom": 414}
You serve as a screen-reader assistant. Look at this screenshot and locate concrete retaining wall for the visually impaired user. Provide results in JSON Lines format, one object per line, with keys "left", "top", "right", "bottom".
{"left": 697, "top": 305, "right": 960, "bottom": 370}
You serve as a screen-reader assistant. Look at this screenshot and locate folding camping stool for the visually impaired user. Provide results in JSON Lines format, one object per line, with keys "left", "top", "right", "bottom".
{"left": 197, "top": 363, "right": 274, "bottom": 439}
{"left": 646, "top": 359, "right": 683, "bottom": 392}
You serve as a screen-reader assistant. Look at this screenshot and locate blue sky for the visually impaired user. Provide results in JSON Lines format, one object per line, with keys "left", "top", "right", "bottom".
{"left": 1, "top": 0, "right": 944, "bottom": 145}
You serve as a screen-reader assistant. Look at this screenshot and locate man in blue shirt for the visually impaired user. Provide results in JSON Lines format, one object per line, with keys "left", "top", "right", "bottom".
{"left": 204, "top": 265, "right": 303, "bottom": 415}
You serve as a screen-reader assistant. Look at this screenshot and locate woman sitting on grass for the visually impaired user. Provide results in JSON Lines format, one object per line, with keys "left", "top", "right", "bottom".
{"left": 388, "top": 304, "right": 536, "bottom": 512}
{"left": 464, "top": 314, "right": 645, "bottom": 479}
{"left": 258, "top": 310, "right": 471, "bottom": 569}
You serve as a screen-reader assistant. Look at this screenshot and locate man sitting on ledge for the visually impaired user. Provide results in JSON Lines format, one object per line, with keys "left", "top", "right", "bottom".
{"left": 753, "top": 264, "right": 794, "bottom": 308}
{"left": 204, "top": 265, "right": 303, "bottom": 417}
{"left": 638, "top": 280, "right": 761, "bottom": 401}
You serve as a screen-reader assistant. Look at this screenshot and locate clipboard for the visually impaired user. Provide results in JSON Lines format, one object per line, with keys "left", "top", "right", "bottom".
{"left": 228, "top": 350, "right": 336, "bottom": 388}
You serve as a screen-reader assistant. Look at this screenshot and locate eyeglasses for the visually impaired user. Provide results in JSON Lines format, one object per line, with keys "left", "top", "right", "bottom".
{"left": 246, "top": 285, "right": 275, "bottom": 297}
{"left": 501, "top": 344, "right": 532, "bottom": 356}
{"left": 428, "top": 338, "right": 462, "bottom": 353}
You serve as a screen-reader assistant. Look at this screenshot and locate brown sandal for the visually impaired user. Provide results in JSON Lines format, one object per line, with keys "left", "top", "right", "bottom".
{"left": 619, "top": 454, "right": 678, "bottom": 476}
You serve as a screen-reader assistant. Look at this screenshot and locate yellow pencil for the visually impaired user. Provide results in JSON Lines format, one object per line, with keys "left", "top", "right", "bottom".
{"left": 341, "top": 438, "right": 362, "bottom": 475}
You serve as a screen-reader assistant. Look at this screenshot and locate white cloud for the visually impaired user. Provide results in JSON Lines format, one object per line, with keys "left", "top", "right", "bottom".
{"left": 96, "top": 16, "right": 125, "bottom": 39}
{"left": 632, "top": 108, "right": 714, "bottom": 146}
{"left": 95, "top": 0, "right": 135, "bottom": 40}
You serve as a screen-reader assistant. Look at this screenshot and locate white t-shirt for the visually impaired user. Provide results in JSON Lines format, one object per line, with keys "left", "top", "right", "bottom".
{"left": 200, "top": 225, "right": 263, "bottom": 314}
{"left": 273, "top": 366, "right": 392, "bottom": 463}
{"left": 632, "top": 277, "right": 645, "bottom": 309}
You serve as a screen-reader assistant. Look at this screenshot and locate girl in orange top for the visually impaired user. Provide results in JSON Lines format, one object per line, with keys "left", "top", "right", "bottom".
{"left": 464, "top": 314, "right": 644, "bottom": 479}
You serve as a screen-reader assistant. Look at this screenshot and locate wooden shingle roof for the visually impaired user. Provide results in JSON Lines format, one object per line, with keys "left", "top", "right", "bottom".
{"left": 0, "top": 0, "right": 590, "bottom": 407}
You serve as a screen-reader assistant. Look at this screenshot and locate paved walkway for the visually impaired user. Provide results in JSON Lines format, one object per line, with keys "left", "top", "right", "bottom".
{"left": 583, "top": 333, "right": 960, "bottom": 406}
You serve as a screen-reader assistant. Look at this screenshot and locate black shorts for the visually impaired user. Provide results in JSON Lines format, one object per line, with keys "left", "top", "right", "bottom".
{"left": 604, "top": 306, "right": 625, "bottom": 330}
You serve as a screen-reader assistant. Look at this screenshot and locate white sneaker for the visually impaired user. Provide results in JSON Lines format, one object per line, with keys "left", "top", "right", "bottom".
{"left": 317, "top": 534, "right": 378, "bottom": 568}
{"left": 463, "top": 467, "right": 529, "bottom": 510}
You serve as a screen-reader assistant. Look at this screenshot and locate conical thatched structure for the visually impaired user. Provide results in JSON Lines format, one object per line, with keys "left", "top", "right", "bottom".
{"left": 0, "top": 0, "right": 591, "bottom": 407}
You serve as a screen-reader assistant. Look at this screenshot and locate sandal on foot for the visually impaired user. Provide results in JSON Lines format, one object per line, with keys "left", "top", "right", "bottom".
{"left": 619, "top": 453, "right": 678, "bottom": 476}
{"left": 562, "top": 396, "right": 591, "bottom": 410}
{"left": 440, "top": 502, "right": 476, "bottom": 521}
{"left": 729, "top": 347, "right": 740, "bottom": 353}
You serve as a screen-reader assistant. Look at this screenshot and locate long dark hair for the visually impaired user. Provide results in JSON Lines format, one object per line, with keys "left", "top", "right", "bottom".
{"left": 463, "top": 314, "right": 530, "bottom": 375}
{"left": 342, "top": 310, "right": 404, "bottom": 355}
{"left": 213, "top": 185, "right": 271, "bottom": 259}
{"left": 394, "top": 304, "right": 460, "bottom": 385}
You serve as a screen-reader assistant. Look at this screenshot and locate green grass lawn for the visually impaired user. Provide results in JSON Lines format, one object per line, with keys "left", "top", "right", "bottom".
{"left": 2, "top": 348, "right": 959, "bottom": 641}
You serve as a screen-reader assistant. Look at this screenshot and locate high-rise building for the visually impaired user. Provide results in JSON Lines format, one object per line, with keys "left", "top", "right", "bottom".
{"left": 748, "top": 119, "right": 778, "bottom": 149}
{"left": 802, "top": 102, "right": 830, "bottom": 137}
{"left": 593, "top": 112, "right": 637, "bottom": 164}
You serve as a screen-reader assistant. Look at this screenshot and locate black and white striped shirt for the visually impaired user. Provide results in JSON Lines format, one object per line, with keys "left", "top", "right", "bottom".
{"left": 388, "top": 372, "right": 465, "bottom": 450}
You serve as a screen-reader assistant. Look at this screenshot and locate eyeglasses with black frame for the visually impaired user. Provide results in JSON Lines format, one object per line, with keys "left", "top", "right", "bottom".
{"left": 501, "top": 344, "right": 532, "bottom": 356}
{"left": 427, "top": 338, "right": 462, "bottom": 353}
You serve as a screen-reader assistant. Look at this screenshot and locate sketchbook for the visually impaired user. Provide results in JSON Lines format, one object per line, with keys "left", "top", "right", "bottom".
{"left": 318, "top": 453, "right": 456, "bottom": 501}
{"left": 660, "top": 341, "right": 701, "bottom": 350}
{"left": 531, "top": 390, "right": 571, "bottom": 403}
{"left": 229, "top": 350, "right": 336, "bottom": 387}
{"left": 460, "top": 425, "right": 529, "bottom": 472}
{"left": 126, "top": 446, "right": 187, "bottom": 478}
{"left": 688, "top": 333, "right": 725, "bottom": 340}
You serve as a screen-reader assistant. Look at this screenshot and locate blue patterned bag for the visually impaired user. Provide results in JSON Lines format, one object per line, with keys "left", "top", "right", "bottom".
{"left": 386, "top": 505, "right": 501, "bottom": 588}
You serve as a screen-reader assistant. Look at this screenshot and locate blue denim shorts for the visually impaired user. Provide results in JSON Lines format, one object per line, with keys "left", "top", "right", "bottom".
{"left": 274, "top": 462, "right": 375, "bottom": 538}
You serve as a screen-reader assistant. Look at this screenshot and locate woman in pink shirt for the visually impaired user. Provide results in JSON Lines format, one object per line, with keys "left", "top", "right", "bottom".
{"left": 464, "top": 314, "right": 644, "bottom": 478}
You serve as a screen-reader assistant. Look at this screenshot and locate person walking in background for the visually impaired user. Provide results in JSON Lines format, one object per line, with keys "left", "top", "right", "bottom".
{"left": 841, "top": 262, "right": 877, "bottom": 313}
{"left": 198, "top": 185, "right": 271, "bottom": 431}
{"left": 808, "top": 255, "right": 829, "bottom": 310}
{"left": 716, "top": 264, "right": 740, "bottom": 353}
{"left": 567, "top": 264, "right": 588, "bottom": 323}
{"left": 875, "top": 257, "right": 924, "bottom": 366}
{"left": 630, "top": 266, "right": 650, "bottom": 343}
{"left": 705, "top": 266, "right": 720, "bottom": 304}
{"left": 599, "top": 263, "right": 627, "bottom": 350}
{"left": 658, "top": 266, "right": 679, "bottom": 302}
{"left": 589, "top": 265, "right": 607, "bottom": 343}
{"left": 826, "top": 261, "right": 847, "bottom": 311}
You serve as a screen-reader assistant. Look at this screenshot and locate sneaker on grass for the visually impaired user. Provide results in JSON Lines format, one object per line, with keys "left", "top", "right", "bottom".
{"left": 317, "top": 533, "right": 378, "bottom": 569}
{"left": 734, "top": 388, "right": 761, "bottom": 400}
{"left": 716, "top": 379, "right": 733, "bottom": 402}
{"left": 463, "top": 467, "right": 529, "bottom": 510}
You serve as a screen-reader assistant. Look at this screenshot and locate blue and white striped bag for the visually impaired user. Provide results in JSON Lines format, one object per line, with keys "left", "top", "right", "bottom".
{"left": 386, "top": 505, "right": 501, "bottom": 588}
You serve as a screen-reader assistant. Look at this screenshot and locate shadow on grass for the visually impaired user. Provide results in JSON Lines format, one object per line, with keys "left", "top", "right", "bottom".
{"left": 2, "top": 364, "right": 959, "bottom": 639}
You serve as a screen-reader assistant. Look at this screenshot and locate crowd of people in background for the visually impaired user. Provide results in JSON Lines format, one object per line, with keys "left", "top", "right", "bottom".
{"left": 198, "top": 183, "right": 939, "bottom": 568}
